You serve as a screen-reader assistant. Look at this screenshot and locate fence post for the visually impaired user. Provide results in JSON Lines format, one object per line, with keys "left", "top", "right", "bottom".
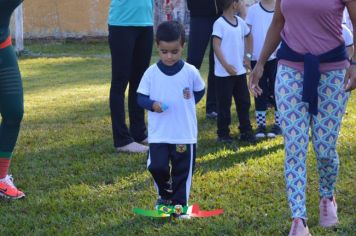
{"left": 14, "top": 3, "right": 24, "bottom": 53}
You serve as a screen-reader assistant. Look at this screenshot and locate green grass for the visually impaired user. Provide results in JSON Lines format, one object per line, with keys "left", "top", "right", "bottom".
{"left": 0, "top": 42, "right": 355, "bottom": 235}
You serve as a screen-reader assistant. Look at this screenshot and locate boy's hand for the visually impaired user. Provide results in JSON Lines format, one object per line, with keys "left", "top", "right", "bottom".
{"left": 152, "top": 102, "right": 164, "bottom": 113}
{"left": 225, "top": 64, "right": 237, "bottom": 76}
{"left": 152, "top": 102, "right": 168, "bottom": 113}
{"left": 243, "top": 58, "right": 252, "bottom": 72}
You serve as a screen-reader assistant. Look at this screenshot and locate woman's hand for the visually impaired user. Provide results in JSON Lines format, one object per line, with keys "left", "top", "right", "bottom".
{"left": 249, "top": 62, "right": 264, "bottom": 97}
{"left": 344, "top": 64, "right": 356, "bottom": 92}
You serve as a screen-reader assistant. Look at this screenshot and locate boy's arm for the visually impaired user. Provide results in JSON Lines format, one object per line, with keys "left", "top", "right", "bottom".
{"left": 244, "top": 32, "right": 253, "bottom": 70}
{"left": 212, "top": 36, "right": 237, "bottom": 75}
{"left": 137, "top": 93, "right": 155, "bottom": 111}
{"left": 238, "top": 1, "right": 247, "bottom": 19}
{"left": 347, "top": 46, "right": 354, "bottom": 61}
{"left": 193, "top": 89, "right": 205, "bottom": 104}
{"left": 137, "top": 93, "right": 166, "bottom": 113}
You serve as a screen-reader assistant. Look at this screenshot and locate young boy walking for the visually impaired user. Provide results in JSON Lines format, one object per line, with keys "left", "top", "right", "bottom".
{"left": 137, "top": 21, "right": 205, "bottom": 218}
{"left": 246, "top": 0, "right": 282, "bottom": 139}
{"left": 212, "top": 0, "right": 256, "bottom": 143}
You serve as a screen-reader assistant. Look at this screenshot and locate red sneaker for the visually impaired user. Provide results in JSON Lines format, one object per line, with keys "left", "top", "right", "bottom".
{"left": 0, "top": 175, "right": 25, "bottom": 199}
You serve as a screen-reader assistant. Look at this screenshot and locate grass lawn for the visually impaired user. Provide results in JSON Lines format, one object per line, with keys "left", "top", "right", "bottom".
{"left": 0, "top": 41, "right": 354, "bottom": 235}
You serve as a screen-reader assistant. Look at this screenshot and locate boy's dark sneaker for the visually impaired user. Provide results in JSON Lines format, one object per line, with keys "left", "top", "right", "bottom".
{"left": 255, "top": 125, "right": 266, "bottom": 139}
{"left": 206, "top": 111, "right": 218, "bottom": 120}
{"left": 155, "top": 198, "right": 172, "bottom": 210}
{"left": 267, "top": 124, "right": 282, "bottom": 138}
{"left": 172, "top": 204, "right": 191, "bottom": 219}
{"left": 240, "top": 131, "right": 257, "bottom": 143}
{"left": 173, "top": 213, "right": 191, "bottom": 219}
{"left": 216, "top": 135, "right": 233, "bottom": 143}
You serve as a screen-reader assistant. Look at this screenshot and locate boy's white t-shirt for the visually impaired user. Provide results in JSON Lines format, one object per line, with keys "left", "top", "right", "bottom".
{"left": 137, "top": 62, "right": 205, "bottom": 144}
{"left": 342, "top": 24, "right": 353, "bottom": 47}
{"left": 343, "top": 9, "right": 353, "bottom": 33}
{"left": 212, "top": 16, "right": 250, "bottom": 77}
{"left": 246, "top": 2, "right": 276, "bottom": 61}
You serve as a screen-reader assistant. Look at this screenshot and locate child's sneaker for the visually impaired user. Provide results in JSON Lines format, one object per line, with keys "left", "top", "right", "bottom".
{"left": 154, "top": 198, "right": 172, "bottom": 210}
{"left": 116, "top": 142, "right": 148, "bottom": 153}
{"left": 206, "top": 111, "right": 218, "bottom": 120}
{"left": 319, "top": 197, "right": 339, "bottom": 228}
{"left": 140, "top": 138, "right": 148, "bottom": 145}
{"left": 0, "top": 175, "right": 25, "bottom": 200}
{"left": 255, "top": 125, "right": 266, "bottom": 139}
{"left": 172, "top": 205, "right": 191, "bottom": 220}
{"left": 288, "top": 218, "right": 311, "bottom": 236}
{"left": 216, "top": 135, "right": 233, "bottom": 143}
{"left": 173, "top": 213, "right": 191, "bottom": 219}
{"left": 267, "top": 124, "right": 282, "bottom": 138}
{"left": 240, "top": 131, "right": 257, "bottom": 143}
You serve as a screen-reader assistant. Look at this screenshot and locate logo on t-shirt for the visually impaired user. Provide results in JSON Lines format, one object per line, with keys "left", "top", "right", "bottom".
{"left": 183, "top": 87, "right": 191, "bottom": 99}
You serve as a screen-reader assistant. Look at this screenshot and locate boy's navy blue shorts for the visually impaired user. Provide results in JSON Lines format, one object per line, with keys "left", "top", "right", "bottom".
{"left": 147, "top": 143, "right": 196, "bottom": 205}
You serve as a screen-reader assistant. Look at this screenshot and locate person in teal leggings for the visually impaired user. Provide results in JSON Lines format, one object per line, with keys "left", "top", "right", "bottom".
{"left": 0, "top": 0, "right": 25, "bottom": 199}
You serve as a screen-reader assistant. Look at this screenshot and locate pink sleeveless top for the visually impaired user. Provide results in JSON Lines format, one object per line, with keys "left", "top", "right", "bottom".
{"left": 279, "top": 0, "right": 352, "bottom": 72}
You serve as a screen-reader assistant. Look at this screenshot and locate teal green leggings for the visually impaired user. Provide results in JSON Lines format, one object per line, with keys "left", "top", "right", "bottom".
{"left": 0, "top": 45, "right": 23, "bottom": 158}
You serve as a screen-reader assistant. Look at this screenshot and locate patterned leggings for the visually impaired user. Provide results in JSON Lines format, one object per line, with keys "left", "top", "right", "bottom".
{"left": 275, "top": 64, "right": 349, "bottom": 219}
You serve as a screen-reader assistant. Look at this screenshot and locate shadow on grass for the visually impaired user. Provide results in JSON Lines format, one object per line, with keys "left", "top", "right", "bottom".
{"left": 196, "top": 140, "right": 284, "bottom": 174}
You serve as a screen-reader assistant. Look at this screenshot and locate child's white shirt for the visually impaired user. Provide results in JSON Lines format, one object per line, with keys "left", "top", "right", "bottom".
{"left": 246, "top": 2, "right": 276, "bottom": 61}
{"left": 212, "top": 15, "right": 250, "bottom": 77}
{"left": 137, "top": 62, "right": 205, "bottom": 144}
{"left": 342, "top": 24, "right": 353, "bottom": 47}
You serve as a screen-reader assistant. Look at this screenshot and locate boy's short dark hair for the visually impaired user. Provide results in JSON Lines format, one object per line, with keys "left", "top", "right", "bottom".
{"left": 156, "top": 21, "right": 185, "bottom": 46}
{"left": 219, "top": 0, "right": 239, "bottom": 10}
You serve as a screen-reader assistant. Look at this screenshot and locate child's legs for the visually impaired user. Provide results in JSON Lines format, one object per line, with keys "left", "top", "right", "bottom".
{"left": 251, "top": 61, "right": 269, "bottom": 112}
{"left": 275, "top": 65, "right": 310, "bottom": 219}
{"left": 215, "top": 76, "right": 234, "bottom": 137}
{"left": 266, "top": 59, "right": 280, "bottom": 125}
{"left": 311, "top": 70, "right": 349, "bottom": 198}
{"left": 265, "top": 59, "right": 278, "bottom": 110}
{"left": 147, "top": 143, "right": 171, "bottom": 200}
{"left": 233, "top": 74, "right": 252, "bottom": 133}
{"left": 128, "top": 27, "right": 153, "bottom": 142}
{"left": 170, "top": 144, "right": 196, "bottom": 206}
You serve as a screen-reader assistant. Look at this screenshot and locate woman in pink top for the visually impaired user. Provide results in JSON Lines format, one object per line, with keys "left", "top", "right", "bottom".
{"left": 249, "top": 0, "right": 356, "bottom": 235}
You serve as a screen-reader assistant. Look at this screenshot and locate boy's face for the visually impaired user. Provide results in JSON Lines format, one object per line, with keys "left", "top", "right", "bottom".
{"left": 157, "top": 39, "right": 183, "bottom": 66}
{"left": 232, "top": 0, "right": 241, "bottom": 13}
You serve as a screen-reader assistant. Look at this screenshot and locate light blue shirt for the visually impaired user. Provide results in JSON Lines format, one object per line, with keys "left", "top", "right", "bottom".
{"left": 108, "top": 0, "right": 154, "bottom": 26}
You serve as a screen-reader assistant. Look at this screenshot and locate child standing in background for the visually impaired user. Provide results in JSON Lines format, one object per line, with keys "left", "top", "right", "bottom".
{"left": 212, "top": 0, "right": 255, "bottom": 143}
{"left": 137, "top": 21, "right": 205, "bottom": 218}
{"left": 246, "top": 0, "right": 282, "bottom": 139}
